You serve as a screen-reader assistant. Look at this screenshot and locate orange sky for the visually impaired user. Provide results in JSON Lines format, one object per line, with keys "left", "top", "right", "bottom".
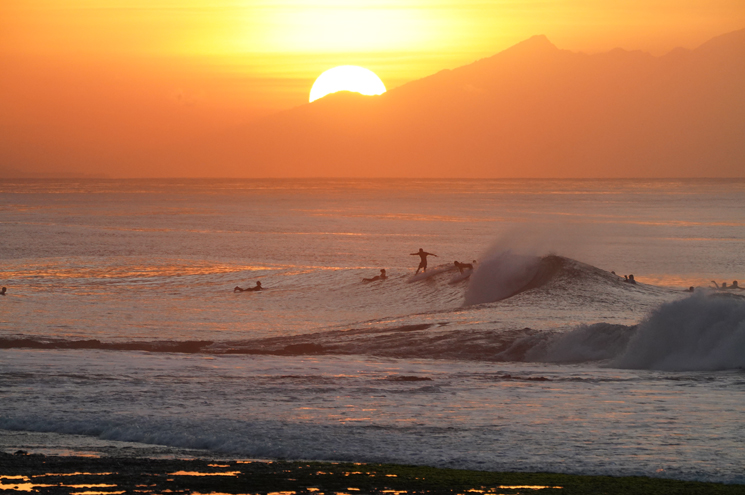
{"left": 2, "top": 1, "right": 745, "bottom": 177}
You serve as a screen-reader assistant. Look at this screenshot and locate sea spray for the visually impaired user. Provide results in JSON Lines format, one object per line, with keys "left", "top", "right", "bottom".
{"left": 464, "top": 251, "right": 541, "bottom": 305}
{"left": 612, "top": 292, "right": 745, "bottom": 371}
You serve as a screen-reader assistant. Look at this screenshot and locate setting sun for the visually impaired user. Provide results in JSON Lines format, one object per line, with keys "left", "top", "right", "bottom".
{"left": 309, "top": 66, "right": 387, "bottom": 102}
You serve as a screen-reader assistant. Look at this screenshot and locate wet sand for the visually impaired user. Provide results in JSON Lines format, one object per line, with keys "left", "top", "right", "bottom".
{"left": 1, "top": 452, "right": 742, "bottom": 494}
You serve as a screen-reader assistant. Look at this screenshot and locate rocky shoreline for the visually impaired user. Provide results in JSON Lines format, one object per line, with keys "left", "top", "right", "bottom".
{"left": 1, "top": 451, "right": 743, "bottom": 494}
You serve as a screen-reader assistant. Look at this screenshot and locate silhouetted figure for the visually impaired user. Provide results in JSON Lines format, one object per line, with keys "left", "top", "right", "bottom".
{"left": 711, "top": 281, "right": 727, "bottom": 289}
{"left": 411, "top": 248, "right": 437, "bottom": 274}
{"left": 454, "top": 261, "right": 473, "bottom": 274}
{"left": 624, "top": 274, "right": 636, "bottom": 284}
{"left": 732, "top": 281, "right": 743, "bottom": 290}
{"left": 0, "top": 287, "right": 6, "bottom": 296}
{"left": 234, "top": 281, "right": 263, "bottom": 292}
{"left": 363, "top": 269, "right": 387, "bottom": 282}
{"left": 685, "top": 286, "right": 695, "bottom": 292}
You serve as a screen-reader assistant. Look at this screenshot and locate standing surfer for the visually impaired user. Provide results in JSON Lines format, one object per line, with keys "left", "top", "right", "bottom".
{"left": 411, "top": 248, "right": 437, "bottom": 274}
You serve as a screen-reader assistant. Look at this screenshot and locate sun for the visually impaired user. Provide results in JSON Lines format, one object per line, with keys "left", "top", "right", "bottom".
{"left": 309, "top": 66, "right": 386, "bottom": 102}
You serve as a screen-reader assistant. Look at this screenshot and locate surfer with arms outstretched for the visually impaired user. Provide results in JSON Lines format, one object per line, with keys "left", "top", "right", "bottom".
{"left": 234, "top": 281, "right": 263, "bottom": 292}
{"left": 411, "top": 248, "right": 437, "bottom": 275}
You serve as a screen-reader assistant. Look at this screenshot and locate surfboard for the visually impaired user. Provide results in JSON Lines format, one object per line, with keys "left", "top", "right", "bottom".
{"left": 406, "top": 265, "right": 454, "bottom": 283}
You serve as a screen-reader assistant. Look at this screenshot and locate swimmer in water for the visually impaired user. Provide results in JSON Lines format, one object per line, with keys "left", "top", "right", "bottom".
{"left": 411, "top": 248, "right": 437, "bottom": 275}
{"left": 234, "top": 281, "right": 263, "bottom": 292}
{"left": 711, "top": 281, "right": 727, "bottom": 289}
{"left": 624, "top": 274, "right": 636, "bottom": 284}
{"left": 0, "top": 287, "right": 6, "bottom": 296}
{"left": 363, "top": 269, "right": 387, "bottom": 282}
{"left": 454, "top": 261, "right": 473, "bottom": 274}
{"left": 685, "top": 286, "right": 695, "bottom": 292}
{"left": 732, "top": 281, "right": 743, "bottom": 290}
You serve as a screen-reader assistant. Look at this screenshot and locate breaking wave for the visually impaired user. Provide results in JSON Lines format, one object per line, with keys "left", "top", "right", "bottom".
{"left": 3, "top": 254, "right": 743, "bottom": 371}
{"left": 611, "top": 292, "right": 745, "bottom": 371}
{"left": 464, "top": 251, "right": 569, "bottom": 305}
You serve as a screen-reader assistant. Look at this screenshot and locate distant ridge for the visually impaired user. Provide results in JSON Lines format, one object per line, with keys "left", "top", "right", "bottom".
{"left": 211, "top": 28, "right": 745, "bottom": 178}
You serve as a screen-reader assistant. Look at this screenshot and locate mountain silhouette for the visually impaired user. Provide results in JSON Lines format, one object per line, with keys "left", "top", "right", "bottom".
{"left": 212, "top": 28, "right": 745, "bottom": 177}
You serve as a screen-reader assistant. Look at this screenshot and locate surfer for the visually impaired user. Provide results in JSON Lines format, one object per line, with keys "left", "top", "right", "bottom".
{"left": 411, "top": 248, "right": 437, "bottom": 274}
{"left": 234, "top": 281, "right": 263, "bottom": 292}
{"left": 624, "top": 274, "right": 636, "bottom": 284}
{"left": 454, "top": 261, "right": 473, "bottom": 274}
{"left": 363, "top": 269, "right": 387, "bottom": 282}
{"left": 0, "top": 287, "right": 6, "bottom": 296}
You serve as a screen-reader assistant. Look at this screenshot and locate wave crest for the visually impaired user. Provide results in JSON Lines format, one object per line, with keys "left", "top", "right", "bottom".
{"left": 612, "top": 292, "right": 745, "bottom": 371}
{"left": 464, "top": 252, "right": 565, "bottom": 305}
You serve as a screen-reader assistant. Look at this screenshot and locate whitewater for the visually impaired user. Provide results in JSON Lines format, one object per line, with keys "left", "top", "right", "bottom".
{"left": 1, "top": 178, "right": 744, "bottom": 483}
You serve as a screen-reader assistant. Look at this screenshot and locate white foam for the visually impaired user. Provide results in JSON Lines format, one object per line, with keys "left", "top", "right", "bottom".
{"left": 612, "top": 292, "right": 745, "bottom": 371}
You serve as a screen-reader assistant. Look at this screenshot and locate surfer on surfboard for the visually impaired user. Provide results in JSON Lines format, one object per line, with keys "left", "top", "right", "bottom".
{"left": 411, "top": 248, "right": 437, "bottom": 275}
{"left": 454, "top": 261, "right": 473, "bottom": 274}
{"left": 363, "top": 269, "right": 387, "bottom": 282}
{"left": 234, "top": 281, "right": 263, "bottom": 292}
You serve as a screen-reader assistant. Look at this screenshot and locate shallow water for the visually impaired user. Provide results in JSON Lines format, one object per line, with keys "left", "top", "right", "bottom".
{"left": 1, "top": 179, "right": 744, "bottom": 482}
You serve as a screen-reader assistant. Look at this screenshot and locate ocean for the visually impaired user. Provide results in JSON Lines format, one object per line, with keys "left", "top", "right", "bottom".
{"left": 1, "top": 178, "right": 744, "bottom": 483}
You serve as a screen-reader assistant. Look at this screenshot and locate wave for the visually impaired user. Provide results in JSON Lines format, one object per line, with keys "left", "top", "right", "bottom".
{"left": 465, "top": 252, "right": 562, "bottom": 305}
{"left": 462, "top": 252, "right": 645, "bottom": 306}
{"left": 611, "top": 292, "right": 745, "bottom": 371}
{"left": 4, "top": 292, "right": 743, "bottom": 371}
{"left": 3, "top": 254, "right": 742, "bottom": 371}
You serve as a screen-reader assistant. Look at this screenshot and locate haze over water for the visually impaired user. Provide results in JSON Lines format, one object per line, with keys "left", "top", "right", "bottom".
{"left": 1, "top": 178, "right": 744, "bottom": 483}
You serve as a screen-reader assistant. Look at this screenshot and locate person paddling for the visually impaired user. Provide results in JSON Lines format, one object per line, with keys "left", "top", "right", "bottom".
{"left": 363, "top": 269, "right": 387, "bottom": 282}
{"left": 411, "top": 248, "right": 437, "bottom": 275}
{"left": 234, "top": 281, "right": 263, "bottom": 292}
{"left": 454, "top": 261, "right": 473, "bottom": 274}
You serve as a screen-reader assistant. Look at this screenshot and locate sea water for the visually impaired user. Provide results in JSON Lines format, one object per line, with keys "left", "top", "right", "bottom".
{"left": 0, "top": 179, "right": 744, "bottom": 483}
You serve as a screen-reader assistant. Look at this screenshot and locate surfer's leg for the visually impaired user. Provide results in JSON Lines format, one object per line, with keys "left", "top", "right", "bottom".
{"left": 416, "top": 261, "right": 425, "bottom": 274}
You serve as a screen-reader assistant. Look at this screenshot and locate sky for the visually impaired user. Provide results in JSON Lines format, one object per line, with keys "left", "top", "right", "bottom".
{"left": 2, "top": 1, "right": 745, "bottom": 177}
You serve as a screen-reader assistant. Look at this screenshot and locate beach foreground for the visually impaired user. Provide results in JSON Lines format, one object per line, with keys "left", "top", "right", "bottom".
{"left": 1, "top": 453, "right": 742, "bottom": 495}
